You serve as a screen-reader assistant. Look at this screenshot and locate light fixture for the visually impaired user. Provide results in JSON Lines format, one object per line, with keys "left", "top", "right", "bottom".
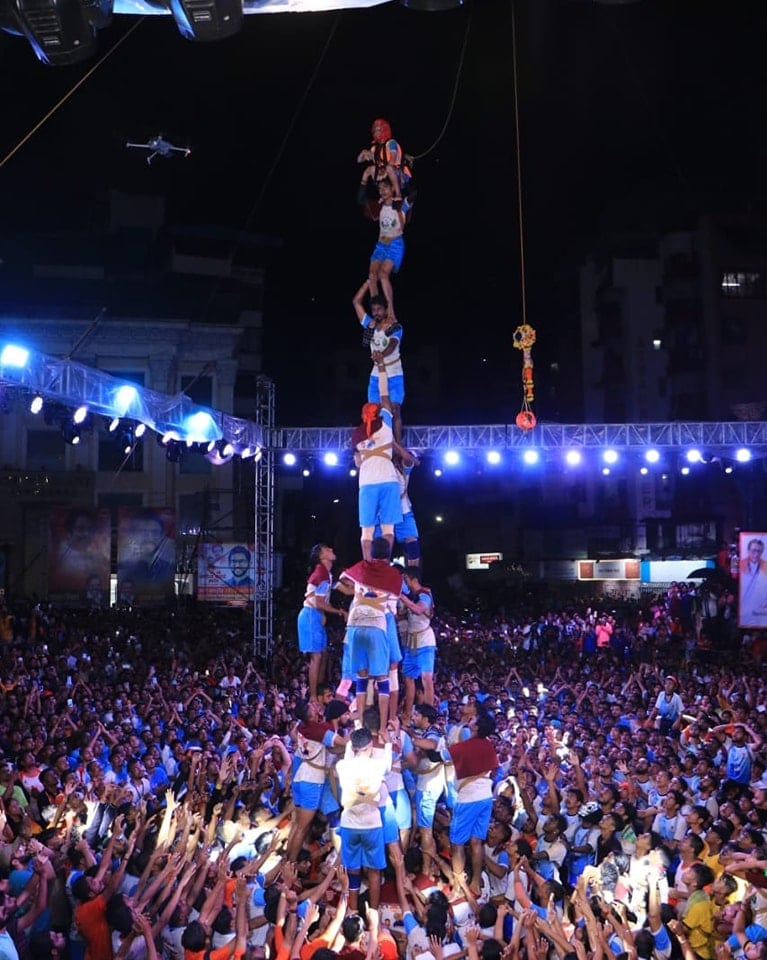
{"left": 565, "top": 450, "right": 582, "bottom": 466}
{"left": 168, "top": 0, "right": 243, "bottom": 42}
{"left": 603, "top": 449, "right": 618, "bottom": 465}
{"left": 0, "top": 344, "right": 29, "bottom": 368}
{"left": 61, "top": 422, "right": 81, "bottom": 445}
{"left": 401, "top": 0, "right": 463, "bottom": 9}
{"left": 444, "top": 450, "right": 460, "bottom": 466}
{"left": 324, "top": 452, "right": 339, "bottom": 467}
{"left": 73, "top": 405, "right": 88, "bottom": 424}
{"left": 686, "top": 449, "right": 702, "bottom": 464}
{"left": 108, "top": 417, "right": 120, "bottom": 432}
{"left": 165, "top": 441, "right": 185, "bottom": 463}
{"left": 522, "top": 450, "right": 539, "bottom": 465}
{"left": 283, "top": 452, "right": 297, "bottom": 467}
{"left": 29, "top": 394, "right": 43, "bottom": 414}
{"left": 134, "top": 423, "right": 147, "bottom": 439}
{"left": 735, "top": 448, "right": 752, "bottom": 463}
{"left": 645, "top": 449, "right": 660, "bottom": 464}
{"left": 486, "top": 451, "right": 501, "bottom": 465}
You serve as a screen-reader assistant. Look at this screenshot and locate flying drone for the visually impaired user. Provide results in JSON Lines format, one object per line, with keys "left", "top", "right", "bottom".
{"left": 126, "top": 136, "right": 192, "bottom": 165}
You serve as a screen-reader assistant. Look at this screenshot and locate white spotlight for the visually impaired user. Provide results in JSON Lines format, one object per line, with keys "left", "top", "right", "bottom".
{"left": 134, "top": 423, "right": 146, "bottom": 438}
{"left": 486, "top": 450, "right": 501, "bottom": 465}
{"left": 73, "top": 405, "right": 88, "bottom": 424}
{"left": 603, "top": 449, "right": 618, "bottom": 464}
{"left": 324, "top": 452, "right": 339, "bottom": 467}
{"left": 681, "top": 465, "right": 691, "bottom": 475}
{"left": 30, "top": 395, "right": 43, "bottom": 415}
{"left": 523, "top": 450, "right": 539, "bottom": 465}
{"left": 640, "top": 466, "right": 648, "bottom": 475}
{"left": 686, "top": 449, "right": 702, "bottom": 464}
{"left": 602, "top": 467, "right": 610, "bottom": 476}
{"left": 735, "top": 448, "right": 752, "bottom": 463}
{"left": 283, "top": 452, "right": 297, "bottom": 467}
{"left": 565, "top": 450, "right": 582, "bottom": 466}
{"left": 645, "top": 449, "right": 660, "bottom": 463}
{"left": 444, "top": 450, "right": 460, "bottom": 466}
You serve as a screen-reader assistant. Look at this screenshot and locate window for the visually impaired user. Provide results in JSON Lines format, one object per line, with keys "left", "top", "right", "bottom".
{"left": 721, "top": 271, "right": 764, "bottom": 298}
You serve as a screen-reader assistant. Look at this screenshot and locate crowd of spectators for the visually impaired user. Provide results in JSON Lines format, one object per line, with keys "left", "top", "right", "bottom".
{"left": 0, "top": 583, "right": 764, "bottom": 960}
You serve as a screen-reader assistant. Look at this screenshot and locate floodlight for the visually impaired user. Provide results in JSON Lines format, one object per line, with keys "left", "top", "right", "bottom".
{"left": 735, "top": 448, "right": 752, "bottom": 463}
{"left": 603, "top": 449, "right": 618, "bottom": 465}
{"left": 444, "top": 450, "right": 460, "bottom": 466}
{"left": 324, "top": 452, "right": 339, "bottom": 467}
{"left": 183, "top": 410, "right": 218, "bottom": 443}
{"left": 30, "top": 395, "right": 43, "bottom": 414}
{"left": 602, "top": 467, "right": 610, "bottom": 476}
{"left": 134, "top": 422, "right": 147, "bottom": 438}
{"left": 522, "top": 450, "right": 539, "bottom": 465}
{"left": 486, "top": 451, "right": 501, "bottom": 465}
{"left": 681, "top": 465, "right": 691, "bottom": 475}
{"left": 565, "top": 450, "right": 582, "bottom": 466}
{"left": 114, "top": 385, "right": 138, "bottom": 413}
{"left": 0, "top": 344, "right": 29, "bottom": 368}
{"left": 73, "top": 405, "right": 88, "bottom": 424}
{"left": 645, "top": 449, "right": 660, "bottom": 463}
{"left": 283, "top": 453, "right": 297, "bottom": 466}
{"left": 686, "top": 449, "right": 702, "bottom": 464}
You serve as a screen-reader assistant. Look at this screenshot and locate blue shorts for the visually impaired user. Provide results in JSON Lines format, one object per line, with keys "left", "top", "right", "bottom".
{"left": 403, "top": 645, "right": 436, "bottom": 679}
{"left": 359, "top": 481, "right": 402, "bottom": 528}
{"left": 390, "top": 788, "right": 412, "bottom": 830}
{"left": 380, "top": 802, "right": 399, "bottom": 845}
{"left": 368, "top": 373, "right": 405, "bottom": 406}
{"left": 371, "top": 236, "right": 404, "bottom": 271}
{"left": 449, "top": 797, "right": 493, "bottom": 845}
{"left": 347, "top": 626, "right": 390, "bottom": 678}
{"left": 339, "top": 824, "right": 386, "bottom": 870}
{"left": 293, "top": 778, "right": 338, "bottom": 814}
{"left": 414, "top": 788, "right": 441, "bottom": 829}
{"left": 297, "top": 606, "right": 327, "bottom": 654}
{"left": 386, "top": 613, "right": 402, "bottom": 665}
{"left": 395, "top": 511, "right": 419, "bottom": 541}
{"left": 341, "top": 637, "right": 352, "bottom": 680}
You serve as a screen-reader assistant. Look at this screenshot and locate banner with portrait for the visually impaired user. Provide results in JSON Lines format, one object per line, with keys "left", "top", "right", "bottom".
{"left": 738, "top": 531, "right": 767, "bottom": 629}
{"left": 116, "top": 507, "right": 176, "bottom": 607}
{"left": 198, "top": 542, "right": 255, "bottom": 604}
{"left": 48, "top": 507, "right": 112, "bottom": 606}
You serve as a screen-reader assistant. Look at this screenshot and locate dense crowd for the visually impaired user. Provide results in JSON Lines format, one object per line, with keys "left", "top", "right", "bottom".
{"left": 0, "top": 584, "right": 763, "bottom": 960}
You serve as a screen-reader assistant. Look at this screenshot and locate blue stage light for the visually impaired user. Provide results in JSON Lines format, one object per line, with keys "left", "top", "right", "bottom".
{"left": 522, "top": 450, "right": 539, "bottom": 465}
{"left": 183, "top": 411, "right": 218, "bottom": 443}
{"left": 113, "top": 385, "right": 139, "bottom": 414}
{"left": 324, "top": 452, "right": 339, "bottom": 467}
{"left": 283, "top": 452, "right": 297, "bottom": 467}
{"left": 0, "top": 345, "right": 29, "bottom": 368}
{"left": 444, "top": 450, "right": 460, "bottom": 466}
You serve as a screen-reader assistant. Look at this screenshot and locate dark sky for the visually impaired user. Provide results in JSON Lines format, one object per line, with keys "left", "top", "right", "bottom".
{"left": 2, "top": 0, "right": 767, "bottom": 425}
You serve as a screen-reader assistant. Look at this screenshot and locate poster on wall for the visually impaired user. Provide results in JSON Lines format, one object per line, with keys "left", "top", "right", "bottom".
{"left": 48, "top": 507, "right": 112, "bottom": 606}
{"left": 116, "top": 507, "right": 176, "bottom": 606}
{"left": 198, "top": 542, "right": 255, "bottom": 603}
{"left": 738, "top": 531, "right": 767, "bottom": 629}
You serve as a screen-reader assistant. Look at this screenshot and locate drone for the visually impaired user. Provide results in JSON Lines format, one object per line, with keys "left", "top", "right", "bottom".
{"left": 126, "top": 136, "right": 192, "bottom": 165}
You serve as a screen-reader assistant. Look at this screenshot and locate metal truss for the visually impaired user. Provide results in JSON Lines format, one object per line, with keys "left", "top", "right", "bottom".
{"left": 275, "top": 421, "right": 767, "bottom": 453}
{"left": 253, "top": 377, "right": 275, "bottom": 662}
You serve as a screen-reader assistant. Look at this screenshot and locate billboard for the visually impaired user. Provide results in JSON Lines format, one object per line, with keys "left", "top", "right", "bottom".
{"left": 48, "top": 507, "right": 111, "bottom": 606}
{"left": 198, "top": 542, "right": 256, "bottom": 603}
{"left": 116, "top": 507, "right": 176, "bottom": 606}
{"left": 578, "top": 559, "right": 641, "bottom": 581}
{"left": 738, "top": 531, "right": 767, "bottom": 629}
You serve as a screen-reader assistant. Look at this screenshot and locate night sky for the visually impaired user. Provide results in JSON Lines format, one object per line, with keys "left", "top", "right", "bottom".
{"left": 2, "top": 0, "right": 767, "bottom": 427}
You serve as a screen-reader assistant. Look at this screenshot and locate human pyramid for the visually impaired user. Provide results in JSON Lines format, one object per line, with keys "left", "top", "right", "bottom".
{"left": 291, "top": 119, "right": 501, "bottom": 945}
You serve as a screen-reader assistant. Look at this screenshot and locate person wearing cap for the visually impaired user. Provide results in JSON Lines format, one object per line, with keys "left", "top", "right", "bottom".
{"left": 336, "top": 726, "right": 391, "bottom": 925}
{"left": 649, "top": 676, "right": 685, "bottom": 737}
{"left": 297, "top": 543, "right": 347, "bottom": 704}
{"left": 286, "top": 700, "right": 348, "bottom": 862}
{"left": 351, "top": 363, "right": 403, "bottom": 562}
{"left": 337, "top": 540, "right": 404, "bottom": 733}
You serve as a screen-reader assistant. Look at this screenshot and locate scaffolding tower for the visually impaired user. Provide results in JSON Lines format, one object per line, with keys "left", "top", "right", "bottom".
{"left": 253, "top": 376, "right": 275, "bottom": 661}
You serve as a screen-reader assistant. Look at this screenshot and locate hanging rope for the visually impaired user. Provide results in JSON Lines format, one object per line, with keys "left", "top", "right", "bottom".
{"left": 0, "top": 18, "right": 145, "bottom": 172}
{"left": 242, "top": 12, "right": 340, "bottom": 231}
{"left": 410, "top": 10, "right": 472, "bottom": 162}
{"left": 510, "top": 0, "right": 535, "bottom": 431}
{"left": 200, "top": 12, "right": 340, "bottom": 321}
